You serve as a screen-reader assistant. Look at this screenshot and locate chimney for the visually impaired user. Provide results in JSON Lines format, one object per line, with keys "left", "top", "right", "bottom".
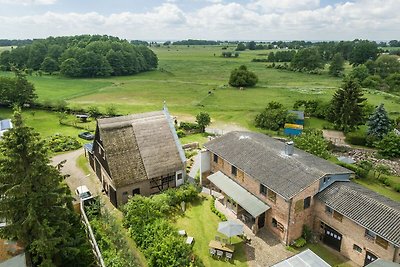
{"left": 285, "top": 141, "right": 294, "bottom": 156}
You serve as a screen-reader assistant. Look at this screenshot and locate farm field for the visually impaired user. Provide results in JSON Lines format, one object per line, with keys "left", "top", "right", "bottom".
{"left": 2, "top": 45, "right": 400, "bottom": 130}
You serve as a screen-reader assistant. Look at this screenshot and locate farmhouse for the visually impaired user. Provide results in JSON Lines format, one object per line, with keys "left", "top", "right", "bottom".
{"left": 200, "top": 131, "right": 400, "bottom": 266}
{"left": 88, "top": 108, "right": 186, "bottom": 207}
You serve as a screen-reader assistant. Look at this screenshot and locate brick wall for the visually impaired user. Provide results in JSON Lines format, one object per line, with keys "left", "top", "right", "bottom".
{"left": 287, "top": 180, "right": 320, "bottom": 244}
{"left": 209, "top": 153, "right": 291, "bottom": 243}
{"left": 314, "top": 200, "right": 399, "bottom": 266}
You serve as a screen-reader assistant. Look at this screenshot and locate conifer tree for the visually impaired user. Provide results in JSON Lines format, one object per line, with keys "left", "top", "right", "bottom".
{"left": 367, "top": 104, "right": 391, "bottom": 139}
{"left": 0, "top": 109, "right": 93, "bottom": 266}
{"left": 330, "top": 78, "right": 366, "bottom": 132}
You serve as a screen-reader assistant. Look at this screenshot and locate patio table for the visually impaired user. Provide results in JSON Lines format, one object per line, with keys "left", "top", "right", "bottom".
{"left": 208, "top": 240, "right": 235, "bottom": 253}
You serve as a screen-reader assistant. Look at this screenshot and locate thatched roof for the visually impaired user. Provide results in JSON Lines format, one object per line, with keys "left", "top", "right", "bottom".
{"left": 97, "top": 110, "right": 185, "bottom": 187}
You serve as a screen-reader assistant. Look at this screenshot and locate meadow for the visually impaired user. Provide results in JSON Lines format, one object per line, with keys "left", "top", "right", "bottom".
{"left": 2, "top": 45, "right": 400, "bottom": 131}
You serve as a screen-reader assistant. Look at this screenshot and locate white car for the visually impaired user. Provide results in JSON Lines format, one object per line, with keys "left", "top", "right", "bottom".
{"left": 76, "top": 185, "right": 92, "bottom": 200}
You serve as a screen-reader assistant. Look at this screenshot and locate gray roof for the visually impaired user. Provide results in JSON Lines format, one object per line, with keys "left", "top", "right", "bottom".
{"left": 204, "top": 131, "right": 352, "bottom": 199}
{"left": 0, "top": 253, "right": 27, "bottom": 267}
{"left": 366, "top": 259, "right": 400, "bottom": 267}
{"left": 208, "top": 171, "right": 270, "bottom": 217}
{"left": 97, "top": 110, "right": 185, "bottom": 187}
{"left": 317, "top": 182, "right": 400, "bottom": 247}
{"left": 0, "top": 119, "right": 12, "bottom": 131}
{"left": 272, "top": 249, "right": 330, "bottom": 267}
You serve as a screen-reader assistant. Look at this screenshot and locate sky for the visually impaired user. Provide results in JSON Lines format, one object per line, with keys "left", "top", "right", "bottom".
{"left": 0, "top": 0, "right": 399, "bottom": 41}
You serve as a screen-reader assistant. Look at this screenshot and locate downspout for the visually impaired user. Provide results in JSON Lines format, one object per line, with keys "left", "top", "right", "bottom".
{"left": 285, "top": 198, "right": 293, "bottom": 245}
{"left": 394, "top": 246, "right": 399, "bottom": 262}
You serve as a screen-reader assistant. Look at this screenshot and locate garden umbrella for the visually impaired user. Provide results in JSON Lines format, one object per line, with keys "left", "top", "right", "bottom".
{"left": 217, "top": 220, "right": 244, "bottom": 243}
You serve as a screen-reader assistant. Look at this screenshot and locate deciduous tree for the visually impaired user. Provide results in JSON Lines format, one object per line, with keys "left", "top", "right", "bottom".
{"left": 196, "top": 112, "right": 211, "bottom": 133}
{"left": 229, "top": 65, "right": 258, "bottom": 87}
{"left": 328, "top": 53, "right": 345, "bottom": 77}
{"left": 293, "top": 129, "right": 330, "bottom": 159}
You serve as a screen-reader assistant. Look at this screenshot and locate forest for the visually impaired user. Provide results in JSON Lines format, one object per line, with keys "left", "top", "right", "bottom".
{"left": 0, "top": 35, "right": 158, "bottom": 78}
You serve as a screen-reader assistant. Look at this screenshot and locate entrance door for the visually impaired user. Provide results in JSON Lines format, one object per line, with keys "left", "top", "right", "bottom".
{"left": 323, "top": 225, "right": 342, "bottom": 251}
{"left": 109, "top": 187, "right": 117, "bottom": 208}
{"left": 258, "top": 212, "right": 265, "bottom": 229}
{"left": 364, "top": 251, "right": 378, "bottom": 266}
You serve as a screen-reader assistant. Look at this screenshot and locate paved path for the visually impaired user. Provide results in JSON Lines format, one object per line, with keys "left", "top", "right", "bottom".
{"left": 188, "top": 153, "right": 200, "bottom": 180}
{"left": 51, "top": 149, "right": 117, "bottom": 212}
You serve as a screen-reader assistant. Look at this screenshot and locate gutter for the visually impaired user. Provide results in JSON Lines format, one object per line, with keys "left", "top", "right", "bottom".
{"left": 286, "top": 198, "right": 293, "bottom": 246}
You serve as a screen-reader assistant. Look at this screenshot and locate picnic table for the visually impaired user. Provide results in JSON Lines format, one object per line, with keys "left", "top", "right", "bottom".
{"left": 208, "top": 240, "right": 235, "bottom": 253}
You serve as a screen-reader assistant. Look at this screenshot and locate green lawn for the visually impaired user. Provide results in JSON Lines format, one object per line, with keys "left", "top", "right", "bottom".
{"left": 305, "top": 244, "right": 353, "bottom": 267}
{"left": 354, "top": 179, "right": 400, "bottom": 202}
{"left": 179, "top": 133, "right": 210, "bottom": 147}
{"left": 0, "top": 108, "right": 93, "bottom": 142}
{"left": 173, "top": 195, "right": 248, "bottom": 267}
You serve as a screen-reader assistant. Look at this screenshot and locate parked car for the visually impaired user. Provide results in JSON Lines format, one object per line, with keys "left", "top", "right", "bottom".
{"left": 76, "top": 185, "right": 92, "bottom": 200}
{"left": 78, "top": 131, "right": 94, "bottom": 140}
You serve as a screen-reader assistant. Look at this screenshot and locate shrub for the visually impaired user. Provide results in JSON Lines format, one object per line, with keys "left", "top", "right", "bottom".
{"left": 337, "top": 162, "right": 368, "bottom": 179}
{"left": 210, "top": 198, "right": 227, "bottom": 221}
{"left": 293, "top": 237, "right": 307, "bottom": 248}
{"left": 302, "top": 225, "right": 312, "bottom": 243}
{"left": 176, "top": 129, "right": 186, "bottom": 138}
{"left": 45, "top": 134, "right": 81, "bottom": 152}
{"left": 345, "top": 131, "right": 367, "bottom": 146}
{"left": 179, "top": 122, "right": 200, "bottom": 131}
{"left": 394, "top": 183, "right": 400, "bottom": 192}
{"left": 376, "top": 132, "right": 400, "bottom": 158}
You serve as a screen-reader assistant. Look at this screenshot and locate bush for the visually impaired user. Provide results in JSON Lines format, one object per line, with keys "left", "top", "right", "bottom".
{"left": 345, "top": 131, "right": 367, "bottom": 146}
{"left": 179, "top": 122, "right": 200, "bottom": 131}
{"left": 376, "top": 132, "right": 400, "bottom": 158}
{"left": 337, "top": 162, "right": 368, "bottom": 179}
{"left": 122, "top": 185, "right": 202, "bottom": 267}
{"left": 210, "top": 198, "right": 227, "bottom": 221}
{"left": 394, "top": 183, "right": 400, "bottom": 192}
{"left": 176, "top": 129, "right": 186, "bottom": 138}
{"left": 293, "top": 237, "right": 307, "bottom": 248}
{"left": 302, "top": 225, "right": 312, "bottom": 243}
{"left": 45, "top": 134, "right": 81, "bottom": 152}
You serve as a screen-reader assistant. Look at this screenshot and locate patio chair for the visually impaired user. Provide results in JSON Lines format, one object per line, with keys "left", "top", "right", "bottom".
{"left": 216, "top": 250, "right": 223, "bottom": 258}
{"left": 221, "top": 238, "right": 228, "bottom": 245}
{"left": 215, "top": 236, "right": 221, "bottom": 242}
{"left": 225, "top": 252, "right": 233, "bottom": 261}
{"left": 209, "top": 248, "right": 216, "bottom": 257}
{"left": 186, "top": 236, "right": 194, "bottom": 246}
{"left": 178, "top": 230, "right": 186, "bottom": 236}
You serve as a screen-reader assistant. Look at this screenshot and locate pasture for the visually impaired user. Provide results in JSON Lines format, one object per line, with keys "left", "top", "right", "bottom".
{"left": 1, "top": 45, "right": 400, "bottom": 130}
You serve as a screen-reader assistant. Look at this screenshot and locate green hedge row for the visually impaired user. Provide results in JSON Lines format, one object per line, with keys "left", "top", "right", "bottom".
{"left": 210, "top": 197, "right": 227, "bottom": 221}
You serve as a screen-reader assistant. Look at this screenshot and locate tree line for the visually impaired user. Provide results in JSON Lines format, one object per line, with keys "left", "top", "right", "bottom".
{"left": 0, "top": 35, "right": 158, "bottom": 78}
{"left": 0, "top": 39, "right": 33, "bottom": 47}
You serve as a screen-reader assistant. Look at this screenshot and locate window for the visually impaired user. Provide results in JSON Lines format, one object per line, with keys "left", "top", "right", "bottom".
{"left": 365, "top": 229, "right": 376, "bottom": 240}
{"left": 260, "top": 184, "right": 267, "bottom": 196}
{"left": 304, "top": 196, "right": 311, "bottom": 209}
{"left": 177, "top": 172, "right": 183, "bottom": 180}
{"left": 272, "top": 218, "right": 278, "bottom": 227}
{"left": 267, "top": 189, "right": 277, "bottom": 203}
{"left": 231, "top": 165, "right": 237, "bottom": 176}
{"left": 353, "top": 244, "right": 362, "bottom": 253}
{"left": 325, "top": 206, "right": 333, "bottom": 215}
{"left": 295, "top": 199, "right": 304, "bottom": 213}
{"left": 213, "top": 154, "right": 218, "bottom": 163}
{"left": 376, "top": 236, "right": 388, "bottom": 249}
{"left": 320, "top": 221, "right": 325, "bottom": 229}
{"left": 122, "top": 191, "right": 128, "bottom": 195}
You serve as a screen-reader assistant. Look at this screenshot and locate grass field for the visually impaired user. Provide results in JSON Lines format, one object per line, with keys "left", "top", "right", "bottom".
{"left": 173, "top": 195, "right": 247, "bottom": 267}
{"left": 2, "top": 45, "right": 400, "bottom": 129}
